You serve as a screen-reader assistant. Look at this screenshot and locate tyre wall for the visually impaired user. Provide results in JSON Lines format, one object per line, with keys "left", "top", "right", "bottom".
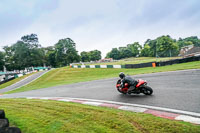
{"left": 0, "top": 110, "right": 21, "bottom": 133}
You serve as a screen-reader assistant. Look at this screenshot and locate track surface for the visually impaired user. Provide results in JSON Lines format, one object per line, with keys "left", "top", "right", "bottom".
{"left": 0, "top": 71, "right": 48, "bottom": 93}
{"left": 1, "top": 69, "right": 200, "bottom": 113}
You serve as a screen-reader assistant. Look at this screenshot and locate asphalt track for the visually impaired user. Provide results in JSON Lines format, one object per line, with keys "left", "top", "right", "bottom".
{"left": 0, "top": 71, "right": 48, "bottom": 93}
{"left": 1, "top": 69, "right": 200, "bottom": 113}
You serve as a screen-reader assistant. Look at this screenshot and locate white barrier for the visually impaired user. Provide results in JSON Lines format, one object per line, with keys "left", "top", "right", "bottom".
{"left": 113, "top": 65, "right": 122, "bottom": 68}
{"left": 81, "top": 65, "right": 86, "bottom": 68}
{"left": 100, "top": 65, "right": 107, "bottom": 68}
{"left": 90, "top": 65, "right": 95, "bottom": 68}
{"left": 18, "top": 74, "right": 23, "bottom": 77}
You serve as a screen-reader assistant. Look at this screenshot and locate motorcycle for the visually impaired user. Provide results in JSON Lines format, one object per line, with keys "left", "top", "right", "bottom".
{"left": 116, "top": 79, "right": 153, "bottom": 95}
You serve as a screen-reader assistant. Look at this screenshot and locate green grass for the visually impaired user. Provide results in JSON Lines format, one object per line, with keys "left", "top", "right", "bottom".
{"left": 0, "top": 72, "right": 37, "bottom": 90}
{"left": 84, "top": 57, "right": 182, "bottom": 65}
{"left": 5, "top": 61, "right": 200, "bottom": 94}
{"left": 0, "top": 98, "right": 199, "bottom": 133}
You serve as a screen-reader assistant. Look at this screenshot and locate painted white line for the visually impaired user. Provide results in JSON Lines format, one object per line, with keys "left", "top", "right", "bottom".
{"left": 5, "top": 96, "right": 200, "bottom": 125}
{"left": 57, "top": 99, "right": 72, "bottom": 102}
{"left": 83, "top": 101, "right": 102, "bottom": 106}
{"left": 118, "top": 106, "right": 147, "bottom": 113}
{"left": 39, "top": 97, "right": 52, "bottom": 100}
{"left": 59, "top": 97, "right": 200, "bottom": 118}
{"left": 26, "top": 97, "right": 37, "bottom": 99}
{"left": 10, "top": 96, "right": 200, "bottom": 124}
{"left": 175, "top": 115, "right": 200, "bottom": 124}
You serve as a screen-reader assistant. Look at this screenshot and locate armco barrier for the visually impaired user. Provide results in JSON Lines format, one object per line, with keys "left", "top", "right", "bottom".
{"left": 72, "top": 55, "right": 200, "bottom": 69}
{"left": 158, "top": 55, "right": 200, "bottom": 67}
{"left": 0, "top": 110, "right": 21, "bottom": 133}
{"left": 0, "top": 77, "right": 15, "bottom": 85}
{"left": 125, "top": 62, "right": 153, "bottom": 69}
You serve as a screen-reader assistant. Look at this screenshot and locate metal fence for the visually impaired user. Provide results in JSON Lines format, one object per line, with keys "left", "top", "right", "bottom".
{"left": 157, "top": 55, "right": 200, "bottom": 67}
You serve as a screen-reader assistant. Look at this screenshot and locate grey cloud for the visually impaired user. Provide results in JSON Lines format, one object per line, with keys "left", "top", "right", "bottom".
{"left": 0, "top": 0, "right": 200, "bottom": 57}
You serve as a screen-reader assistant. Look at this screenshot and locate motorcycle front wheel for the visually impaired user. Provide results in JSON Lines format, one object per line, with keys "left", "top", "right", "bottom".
{"left": 142, "top": 86, "right": 153, "bottom": 95}
{"left": 116, "top": 80, "right": 127, "bottom": 94}
{"left": 117, "top": 88, "right": 127, "bottom": 94}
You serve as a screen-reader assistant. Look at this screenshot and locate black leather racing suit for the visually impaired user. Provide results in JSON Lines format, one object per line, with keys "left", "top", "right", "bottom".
{"left": 121, "top": 76, "right": 138, "bottom": 92}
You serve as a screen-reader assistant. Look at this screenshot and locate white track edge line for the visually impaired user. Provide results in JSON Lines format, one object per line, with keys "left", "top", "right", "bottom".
{"left": 175, "top": 115, "right": 200, "bottom": 124}
{"left": 23, "top": 96, "right": 200, "bottom": 118}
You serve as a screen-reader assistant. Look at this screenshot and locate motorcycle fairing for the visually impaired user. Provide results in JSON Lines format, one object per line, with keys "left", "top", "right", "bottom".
{"left": 136, "top": 79, "right": 146, "bottom": 88}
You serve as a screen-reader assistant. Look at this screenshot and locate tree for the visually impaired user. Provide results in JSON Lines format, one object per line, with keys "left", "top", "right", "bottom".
{"left": 21, "top": 33, "right": 41, "bottom": 48}
{"left": 145, "top": 39, "right": 157, "bottom": 57}
{"left": 2, "top": 34, "right": 83, "bottom": 69}
{"left": 0, "top": 51, "right": 5, "bottom": 71}
{"left": 140, "top": 44, "right": 151, "bottom": 57}
{"left": 184, "top": 36, "right": 200, "bottom": 47}
{"left": 48, "top": 52, "right": 56, "bottom": 67}
{"left": 106, "top": 43, "right": 142, "bottom": 59}
{"left": 21, "top": 34, "right": 45, "bottom": 67}
{"left": 43, "top": 46, "right": 56, "bottom": 67}
{"left": 119, "top": 47, "right": 133, "bottom": 59}
{"left": 156, "top": 35, "right": 179, "bottom": 57}
{"left": 30, "top": 48, "right": 45, "bottom": 67}
{"left": 88, "top": 50, "right": 101, "bottom": 61}
{"left": 177, "top": 36, "right": 200, "bottom": 49}
{"left": 12, "top": 41, "right": 29, "bottom": 70}
{"left": 55, "top": 38, "right": 80, "bottom": 66}
{"left": 2, "top": 34, "right": 46, "bottom": 70}
{"left": 144, "top": 36, "right": 179, "bottom": 57}
{"left": 80, "top": 51, "right": 90, "bottom": 62}
{"left": 3, "top": 46, "right": 15, "bottom": 71}
{"left": 106, "top": 48, "right": 120, "bottom": 60}
{"left": 127, "top": 42, "right": 142, "bottom": 57}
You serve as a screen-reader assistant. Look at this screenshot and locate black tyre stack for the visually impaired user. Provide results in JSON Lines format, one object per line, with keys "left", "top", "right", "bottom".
{"left": 0, "top": 110, "right": 21, "bottom": 133}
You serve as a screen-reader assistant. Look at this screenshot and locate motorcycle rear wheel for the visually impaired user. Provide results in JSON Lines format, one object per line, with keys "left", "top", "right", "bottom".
{"left": 142, "top": 86, "right": 153, "bottom": 95}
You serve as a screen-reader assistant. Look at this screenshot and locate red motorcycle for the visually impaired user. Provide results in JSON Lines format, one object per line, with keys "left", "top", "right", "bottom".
{"left": 116, "top": 79, "right": 153, "bottom": 95}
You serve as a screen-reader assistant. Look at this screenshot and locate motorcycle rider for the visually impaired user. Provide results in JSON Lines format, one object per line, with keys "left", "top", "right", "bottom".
{"left": 119, "top": 72, "right": 138, "bottom": 94}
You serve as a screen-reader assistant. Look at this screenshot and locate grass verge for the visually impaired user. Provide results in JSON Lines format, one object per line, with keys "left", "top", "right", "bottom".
{"left": 0, "top": 98, "right": 199, "bottom": 133}
{"left": 5, "top": 61, "right": 200, "bottom": 94}
{"left": 0, "top": 72, "right": 37, "bottom": 90}
{"left": 85, "top": 57, "right": 182, "bottom": 65}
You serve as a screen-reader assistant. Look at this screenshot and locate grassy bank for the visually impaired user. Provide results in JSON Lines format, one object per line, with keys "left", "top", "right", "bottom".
{"left": 0, "top": 99, "right": 199, "bottom": 133}
{"left": 85, "top": 57, "right": 182, "bottom": 65}
{"left": 0, "top": 72, "right": 37, "bottom": 90}
{"left": 5, "top": 61, "right": 200, "bottom": 94}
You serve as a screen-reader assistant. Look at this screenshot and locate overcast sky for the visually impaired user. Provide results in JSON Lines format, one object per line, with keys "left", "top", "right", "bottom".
{"left": 0, "top": 0, "right": 200, "bottom": 57}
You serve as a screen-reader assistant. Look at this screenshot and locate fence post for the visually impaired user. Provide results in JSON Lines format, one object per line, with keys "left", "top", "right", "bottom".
{"left": 152, "top": 62, "right": 156, "bottom": 68}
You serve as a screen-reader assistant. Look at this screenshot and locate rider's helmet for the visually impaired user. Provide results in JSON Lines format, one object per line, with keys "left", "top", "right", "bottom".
{"left": 119, "top": 72, "right": 125, "bottom": 79}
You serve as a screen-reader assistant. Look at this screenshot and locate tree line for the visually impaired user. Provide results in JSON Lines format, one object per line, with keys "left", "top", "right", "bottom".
{"left": 0, "top": 34, "right": 101, "bottom": 71}
{"left": 0, "top": 34, "right": 199, "bottom": 71}
{"left": 106, "top": 35, "right": 200, "bottom": 60}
